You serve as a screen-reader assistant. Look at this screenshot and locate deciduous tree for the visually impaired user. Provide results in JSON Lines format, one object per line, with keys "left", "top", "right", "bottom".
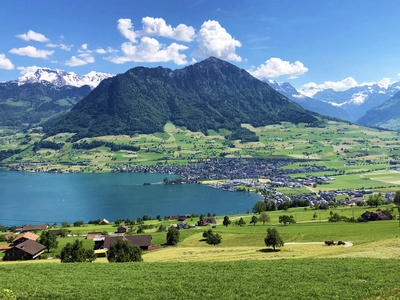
{"left": 107, "top": 238, "right": 142, "bottom": 262}
{"left": 223, "top": 216, "right": 231, "bottom": 227}
{"left": 60, "top": 239, "right": 96, "bottom": 263}
{"left": 258, "top": 212, "right": 270, "bottom": 225}
{"left": 250, "top": 215, "right": 258, "bottom": 226}
{"left": 39, "top": 231, "right": 58, "bottom": 253}
{"left": 166, "top": 226, "right": 180, "bottom": 245}
{"left": 264, "top": 228, "right": 284, "bottom": 251}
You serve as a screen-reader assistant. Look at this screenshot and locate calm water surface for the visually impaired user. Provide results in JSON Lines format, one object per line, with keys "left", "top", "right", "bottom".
{"left": 0, "top": 168, "right": 261, "bottom": 226}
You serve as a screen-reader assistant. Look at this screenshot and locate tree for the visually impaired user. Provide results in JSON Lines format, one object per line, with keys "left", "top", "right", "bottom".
{"left": 206, "top": 233, "right": 222, "bottom": 245}
{"left": 60, "top": 239, "right": 96, "bottom": 263}
{"left": 223, "top": 216, "right": 231, "bottom": 227}
{"left": 114, "top": 219, "right": 122, "bottom": 226}
{"left": 237, "top": 217, "right": 246, "bottom": 226}
{"left": 394, "top": 190, "right": 400, "bottom": 227}
{"left": 312, "top": 212, "right": 318, "bottom": 220}
{"left": 166, "top": 226, "right": 180, "bottom": 245}
{"left": 157, "top": 225, "right": 167, "bottom": 232}
{"left": 252, "top": 201, "right": 266, "bottom": 214}
{"left": 136, "top": 218, "right": 144, "bottom": 225}
{"left": 61, "top": 222, "right": 70, "bottom": 227}
{"left": 203, "top": 229, "right": 213, "bottom": 239}
{"left": 59, "top": 228, "right": 69, "bottom": 238}
{"left": 328, "top": 212, "right": 341, "bottom": 222}
{"left": 107, "top": 238, "right": 142, "bottom": 262}
{"left": 250, "top": 215, "right": 258, "bottom": 226}
{"left": 259, "top": 212, "right": 270, "bottom": 225}
{"left": 39, "top": 231, "right": 58, "bottom": 253}
{"left": 73, "top": 220, "right": 84, "bottom": 227}
{"left": 156, "top": 215, "right": 162, "bottom": 221}
{"left": 279, "top": 215, "right": 295, "bottom": 226}
{"left": 264, "top": 228, "right": 284, "bottom": 251}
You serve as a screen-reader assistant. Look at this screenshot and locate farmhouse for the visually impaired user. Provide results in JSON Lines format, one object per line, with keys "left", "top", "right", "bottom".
{"left": 198, "top": 217, "right": 217, "bottom": 226}
{"left": 94, "top": 235, "right": 152, "bottom": 251}
{"left": 16, "top": 223, "right": 48, "bottom": 233}
{"left": 99, "top": 218, "right": 109, "bottom": 225}
{"left": 173, "top": 221, "right": 189, "bottom": 230}
{"left": 3, "top": 240, "right": 45, "bottom": 261}
{"left": 117, "top": 225, "right": 128, "bottom": 233}
{"left": 12, "top": 232, "right": 39, "bottom": 245}
{"left": 361, "top": 211, "right": 392, "bottom": 221}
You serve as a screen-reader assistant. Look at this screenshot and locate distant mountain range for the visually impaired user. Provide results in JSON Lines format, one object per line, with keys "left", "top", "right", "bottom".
{"left": 357, "top": 91, "right": 400, "bottom": 130}
{"left": 14, "top": 68, "right": 113, "bottom": 89}
{"left": 266, "top": 79, "right": 400, "bottom": 130}
{"left": 0, "top": 69, "right": 113, "bottom": 127}
{"left": 46, "top": 57, "right": 319, "bottom": 139}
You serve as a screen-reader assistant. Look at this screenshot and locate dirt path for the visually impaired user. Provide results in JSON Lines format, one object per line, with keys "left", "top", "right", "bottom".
{"left": 284, "top": 241, "right": 353, "bottom": 247}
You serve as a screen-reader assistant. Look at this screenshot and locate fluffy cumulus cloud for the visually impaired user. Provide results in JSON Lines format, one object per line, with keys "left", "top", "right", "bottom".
{"left": 140, "top": 17, "right": 195, "bottom": 42}
{"left": 300, "top": 77, "right": 358, "bottom": 97}
{"left": 0, "top": 54, "right": 14, "bottom": 70}
{"left": 249, "top": 57, "right": 308, "bottom": 80}
{"left": 9, "top": 46, "right": 54, "bottom": 59}
{"left": 118, "top": 19, "right": 138, "bottom": 43}
{"left": 192, "top": 20, "right": 241, "bottom": 62}
{"left": 110, "top": 37, "right": 188, "bottom": 65}
{"left": 16, "top": 30, "right": 49, "bottom": 42}
{"left": 65, "top": 53, "right": 95, "bottom": 67}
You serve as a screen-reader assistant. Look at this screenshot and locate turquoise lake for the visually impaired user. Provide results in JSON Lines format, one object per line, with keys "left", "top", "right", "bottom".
{"left": 0, "top": 168, "right": 261, "bottom": 226}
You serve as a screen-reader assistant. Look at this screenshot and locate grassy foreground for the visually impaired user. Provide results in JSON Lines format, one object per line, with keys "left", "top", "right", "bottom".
{"left": 0, "top": 258, "right": 399, "bottom": 299}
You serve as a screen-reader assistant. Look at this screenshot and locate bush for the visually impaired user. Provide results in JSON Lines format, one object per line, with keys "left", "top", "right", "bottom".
{"left": 107, "top": 238, "right": 142, "bottom": 262}
{"left": 60, "top": 239, "right": 96, "bottom": 263}
{"left": 166, "top": 227, "right": 180, "bottom": 245}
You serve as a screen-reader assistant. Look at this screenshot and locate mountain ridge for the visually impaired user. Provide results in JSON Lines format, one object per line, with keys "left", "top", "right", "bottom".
{"left": 46, "top": 57, "right": 319, "bottom": 139}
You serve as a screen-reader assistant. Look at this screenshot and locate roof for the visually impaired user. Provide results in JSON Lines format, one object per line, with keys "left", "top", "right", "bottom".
{"left": 86, "top": 232, "right": 102, "bottom": 239}
{"left": 19, "top": 224, "right": 48, "bottom": 232}
{"left": 118, "top": 225, "right": 128, "bottom": 229}
{"left": 201, "top": 217, "right": 217, "bottom": 225}
{"left": 11, "top": 240, "right": 46, "bottom": 256}
{"left": 0, "top": 245, "right": 12, "bottom": 250}
{"left": 13, "top": 232, "right": 39, "bottom": 243}
{"left": 103, "top": 235, "right": 152, "bottom": 249}
{"left": 99, "top": 218, "right": 109, "bottom": 224}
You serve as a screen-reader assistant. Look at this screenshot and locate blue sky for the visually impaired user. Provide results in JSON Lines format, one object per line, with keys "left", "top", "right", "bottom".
{"left": 1, "top": 0, "right": 400, "bottom": 94}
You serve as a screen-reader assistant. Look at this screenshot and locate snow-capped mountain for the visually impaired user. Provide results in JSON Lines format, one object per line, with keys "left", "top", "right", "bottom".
{"left": 310, "top": 82, "right": 400, "bottom": 122}
{"left": 265, "top": 80, "right": 351, "bottom": 121}
{"left": 15, "top": 68, "right": 114, "bottom": 89}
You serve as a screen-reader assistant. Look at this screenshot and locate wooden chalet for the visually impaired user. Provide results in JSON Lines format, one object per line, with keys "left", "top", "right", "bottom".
{"left": 197, "top": 217, "right": 217, "bottom": 226}
{"left": 176, "top": 221, "right": 189, "bottom": 230}
{"left": 16, "top": 223, "right": 48, "bottom": 233}
{"left": 361, "top": 211, "right": 392, "bottom": 221}
{"left": 117, "top": 225, "right": 128, "bottom": 233}
{"left": 3, "top": 240, "right": 45, "bottom": 261}
{"left": 94, "top": 235, "right": 152, "bottom": 251}
{"left": 99, "top": 219, "right": 109, "bottom": 225}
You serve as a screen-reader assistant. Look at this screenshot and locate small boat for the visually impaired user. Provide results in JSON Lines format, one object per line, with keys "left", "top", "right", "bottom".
{"left": 143, "top": 182, "right": 151, "bottom": 185}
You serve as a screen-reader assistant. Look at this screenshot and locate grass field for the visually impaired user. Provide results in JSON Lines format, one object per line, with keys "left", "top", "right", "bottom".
{"left": 1, "top": 259, "right": 400, "bottom": 299}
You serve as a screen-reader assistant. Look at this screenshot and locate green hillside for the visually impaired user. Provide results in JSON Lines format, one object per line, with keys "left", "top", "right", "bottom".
{"left": 46, "top": 57, "right": 318, "bottom": 139}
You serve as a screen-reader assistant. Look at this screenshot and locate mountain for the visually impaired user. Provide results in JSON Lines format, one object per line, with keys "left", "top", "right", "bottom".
{"left": 266, "top": 80, "right": 351, "bottom": 120}
{"left": 357, "top": 91, "right": 400, "bottom": 130}
{"left": 46, "top": 57, "right": 319, "bottom": 139}
{"left": 311, "top": 82, "right": 400, "bottom": 122}
{"left": 15, "top": 68, "right": 113, "bottom": 89}
{"left": 0, "top": 82, "right": 91, "bottom": 127}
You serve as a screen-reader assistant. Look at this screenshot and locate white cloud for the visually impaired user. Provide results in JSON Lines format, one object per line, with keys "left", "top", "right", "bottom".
{"left": 9, "top": 46, "right": 54, "bottom": 59}
{"left": 109, "top": 37, "right": 188, "bottom": 65}
{"left": 17, "top": 65, "right": 42, "bottom": 74}
{"left": 65, "top": 53, "right": 95, "bottom": 67}
{"left": 117, "top": 19, "right": 138, "bottom": 43}
{"left": 96, "top": 47, "right": 118, "bottom": 54}
{"left": 249, "top": 57, "right": 308, "bottom": 79}
{"left": 16, "top": 30, "right": 49, "bottom": 42}
{"left": 140, "top": 17, "right": 195, "bottom": 42}
{"left": 0, "top": 54, "right": 14, "bottom": 70}
{"left": 46, "top": 43, "right": 73, "bottom": 51}
{"left": 81, "top": 44, "right": 88, "bottom": 50}
{"left": 192, "top": 20, "right": 241, "bottom": 62}
{"left": 300, "top": 77, "right": 358, "bottom": 97}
